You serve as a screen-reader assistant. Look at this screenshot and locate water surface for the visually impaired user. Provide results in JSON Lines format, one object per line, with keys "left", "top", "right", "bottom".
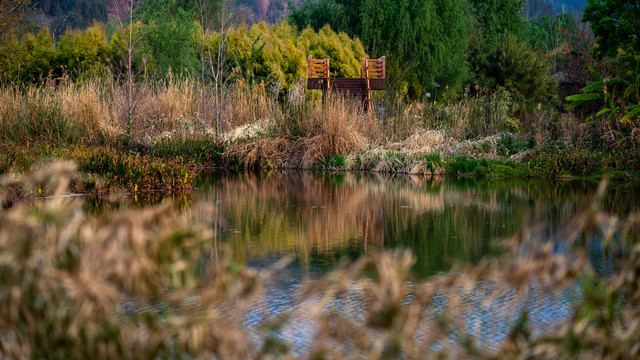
{"left": 190, "top": 172, "right": 637, "bottom": 278}
{"left": 93, "top": 171, "right": 639, "bottom": 351}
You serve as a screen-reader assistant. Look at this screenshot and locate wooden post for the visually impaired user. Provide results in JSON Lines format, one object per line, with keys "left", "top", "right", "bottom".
{"left": 325, "top": 56, "right": 330, "bottom": 91}
{"left": 363, "top": 56, "right": 371, "bottom": 111}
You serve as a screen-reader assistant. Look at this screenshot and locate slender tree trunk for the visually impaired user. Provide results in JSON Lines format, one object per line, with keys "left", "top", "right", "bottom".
{"left": 199, "top": 0, "right": 237, "bottom": 140}
{"left": 199, "top": 2, "right": 207, "bottom": 134}
{"left": 126, "top": 0, "right": 134, "bottom": 132}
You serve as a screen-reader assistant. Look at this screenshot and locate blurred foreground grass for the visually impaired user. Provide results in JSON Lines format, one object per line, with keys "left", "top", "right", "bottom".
{"left": 0, "top": 163, "right": 638, "bottom": 359}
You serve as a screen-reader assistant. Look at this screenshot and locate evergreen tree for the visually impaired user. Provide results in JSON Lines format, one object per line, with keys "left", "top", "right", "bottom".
{"left": 583, "top": 0, "right": 640, "bottom": 57}
{"left": 288, "top": 0, "right": 471, "bottom": 96}
{"left": 137, "top": 0, "right": 200, "bottom": 78}
{"left": 470, "top": 0, "right": 525, "bottom": 39}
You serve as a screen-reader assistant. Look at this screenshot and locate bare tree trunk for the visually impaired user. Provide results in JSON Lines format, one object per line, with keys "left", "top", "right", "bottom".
{"left": 128, "top": 2, "right": 133, "bottom": 130}
{"left": 205, "top": 0, "right": 237, "bottom": 140}
{"left": 198, "top": 0, "right": 208, "bottom": 133}
{"left": 198, "top": 0, "right": 238, "bottom": 140}
{"left": 111, "top": 0, "right": 146, "bottom": 136}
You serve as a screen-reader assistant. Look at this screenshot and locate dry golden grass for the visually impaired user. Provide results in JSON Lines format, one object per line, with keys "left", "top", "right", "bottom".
{"left": 0, "top": 80, "right": 113, "bottom": 144}
{"left": 0, "top": 162, "right": 287, "bottom": 359}
{"left": 3, "top": 79, "right": 609, "bottom": 176}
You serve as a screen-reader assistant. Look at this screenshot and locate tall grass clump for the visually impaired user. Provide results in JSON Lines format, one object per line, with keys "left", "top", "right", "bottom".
{"left": 381, "top": 87, "right": 519, "bottom": 141}
{"left": 0, "top": 81, "right": 108, "bottom": 145}
{"left": 280, "top": 95, "right": 373, "bottom": 166}
{"left": 225, "top": 94, "right": 376, "bottom": 170}
{"left": 0, "top": 163, "right": 285, "bottom": 359}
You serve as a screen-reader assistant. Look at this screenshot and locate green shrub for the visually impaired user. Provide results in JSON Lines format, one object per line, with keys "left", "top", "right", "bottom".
{"left": 144, "top": 138, "right": 224, "bottom": 165}
{"left": 56, "top": 24, "right": 110, "bottom": 78}
{"left": 446, "top": 156, "right": 529, "bottom": 178}
{"left": 11, "top": 29, "right": 58, "bottom": 81}
{"left": 527, "top": 148, "right": 602, "bottom": 177}
{"left": 422, "top": 152, "right": 443, "bottom": 173}
{"left": 316, "top": 153, "right": 346, "bottom": 170}
{"left": 70, "top": 146, "right": 196, "bottom": 192}
{"left": 497, "top": 133, "right": 531, "bottom": 156}
{"left": 469, "top": 33, "right": 557, "bottom": 106}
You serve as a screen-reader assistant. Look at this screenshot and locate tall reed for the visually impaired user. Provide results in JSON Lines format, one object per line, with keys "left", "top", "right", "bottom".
{"left": 0, "top": 80, "right": 526, "bottom": 147}
{"left": 4, "top": 78, "right": 629, "bottom": 177}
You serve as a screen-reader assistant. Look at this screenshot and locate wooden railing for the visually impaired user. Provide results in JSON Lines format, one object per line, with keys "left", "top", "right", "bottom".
{"left": 361, "top": 56, "right": 386, "bottom": 106}
{"left": 307, "top": 55, "right": 330, "bottom": 90}
{"left": 361, "top": 56, "right": 385, "bottom": 79}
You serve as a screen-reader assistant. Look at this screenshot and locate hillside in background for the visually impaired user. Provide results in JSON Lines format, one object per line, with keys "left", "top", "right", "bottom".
{"left": 238, "top": 0, "right": 302, "bottom": 23}
{"left": 34, "top": 0, "right": 302, "bottom": 37}
{"left": 524, "top": 0, "right": 587, "bottom": 18}
{"left": 549, "top": 0, "right": 587, "bottom": 15}
{"left": 524, "top": 0, "right": 554, "bottom": 18}
{"left": 36, "top": 0, "right": 107, "bottom": 36}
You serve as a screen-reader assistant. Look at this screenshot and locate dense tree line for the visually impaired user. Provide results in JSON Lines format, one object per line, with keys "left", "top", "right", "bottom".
{"left": 287, "top": 0, "right": 557, "bottom": 102}
{"left": 0, "top": 19, "right": 365, "bottom": 93}
{"left": 0, "top": 0, "right": 636, "bottom": 112}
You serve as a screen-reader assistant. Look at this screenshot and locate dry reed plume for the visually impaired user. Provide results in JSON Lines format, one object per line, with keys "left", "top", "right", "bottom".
{"left": 0, "top": 162, "right": 286, "bottom": 359}
{"left": 1, "top": 164, "right": 638, "bottom": 359}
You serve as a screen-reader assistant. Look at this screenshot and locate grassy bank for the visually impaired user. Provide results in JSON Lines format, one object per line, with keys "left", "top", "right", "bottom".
{"left": 1, "top": 143, "right": 199, "bottom": 199}
{"left": 1, "top": 79, "right": 638, "bottom": 198}
{"left": 1, "top": 163, "right": 639, "bottom": 359}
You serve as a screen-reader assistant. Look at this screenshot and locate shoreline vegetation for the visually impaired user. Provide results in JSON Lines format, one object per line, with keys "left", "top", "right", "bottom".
{"left": 1, "top": 78, "right": 638, "bottom": 200}
{"left": 1, "top": 13, "right": 638, "bottom": 199}
{"left": 0, "top": 79, "right": 640, "bottom": 200}
{"left": 0, "top": 14, "right": 640, "bottom": 197}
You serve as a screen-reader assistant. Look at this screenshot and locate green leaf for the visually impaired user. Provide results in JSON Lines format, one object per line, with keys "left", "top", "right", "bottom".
{"left": 566, "top": 93, "right": 602, "bottom": 101}
{"left": 566, "top": 100, "right": 585, "bottom": 110}
{"left": 620, "top": 107, "right": 640, "bottom": 123}
{"left": 582, "top": 80, "right": 603, "bottom": 93}
{"left": 604, "top": 78, "right": 628, "bottom": 86}
{"left": 596, "top": 108, "right": 611, "bottom": 116}
{"left": 607, "top": 106, "right": 621, "bottom": 120}
{"left": 587, "top": 66, "right": 602, "bottom": 81}
{"left": 624, "top": 84, "right": 638, "bottom": 98}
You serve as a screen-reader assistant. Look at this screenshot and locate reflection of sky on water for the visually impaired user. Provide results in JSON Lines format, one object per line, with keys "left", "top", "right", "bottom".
{"left": 237, "top": 257, "right": 584, "bottom": 353}
{"left": 190, "top": 173, "right": 640, "bottom": 353}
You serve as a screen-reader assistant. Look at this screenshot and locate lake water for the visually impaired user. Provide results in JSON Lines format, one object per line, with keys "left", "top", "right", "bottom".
{"left": 98, "top": 171, "right": 640, "bottom": 353}
{"left": 190, "top": 171, "right": 636, "bottom": 277}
